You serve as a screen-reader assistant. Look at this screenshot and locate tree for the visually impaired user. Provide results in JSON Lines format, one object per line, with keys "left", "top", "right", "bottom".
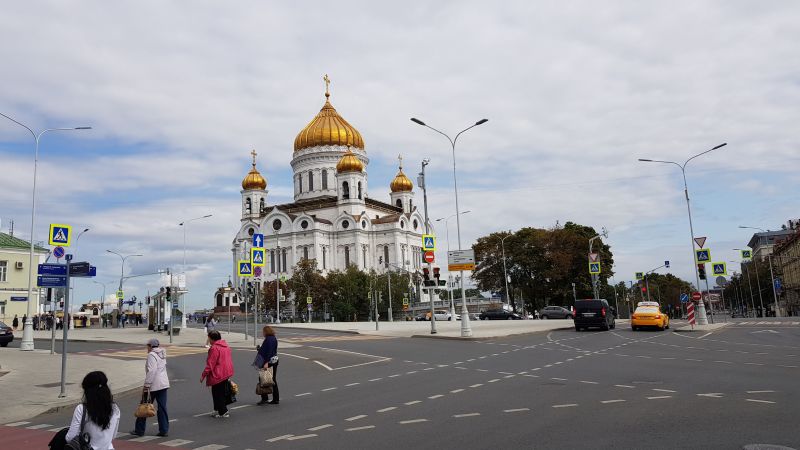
{"left": 287, "top": 259, "right": 330, "bottom": 316}
{"left": 326, "top": 265, "right": 372, "bottom": 321}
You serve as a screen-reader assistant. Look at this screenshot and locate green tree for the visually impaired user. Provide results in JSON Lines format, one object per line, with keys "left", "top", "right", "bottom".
{"left": 287, "top": 258, "right": 331, "bottom": 316}
{"left": 326, "top": 265, "right": 372, "bottom": 321}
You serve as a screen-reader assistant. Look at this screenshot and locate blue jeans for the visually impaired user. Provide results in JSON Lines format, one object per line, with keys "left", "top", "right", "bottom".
{"left": 135, "top": 388, "right": 168, "bottom": 435}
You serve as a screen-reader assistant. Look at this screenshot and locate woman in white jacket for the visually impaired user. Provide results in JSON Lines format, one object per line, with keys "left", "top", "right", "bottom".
{"left": 130, "top": 338, "right": 170, "bottom": 437}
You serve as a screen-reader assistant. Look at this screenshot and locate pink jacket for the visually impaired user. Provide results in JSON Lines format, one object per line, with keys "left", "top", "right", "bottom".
{"left": 201, "top": 340, "right": 234, "bottom": 386}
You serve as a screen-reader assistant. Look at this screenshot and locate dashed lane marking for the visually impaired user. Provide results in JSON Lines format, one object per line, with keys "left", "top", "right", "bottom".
{"left": 230, "top": 404, "right": 251, "bottom": 410}
{"left": 747, "top": 390, "right": 775, "bottom": 394}
{"left": 295, "top": 392, "right": 312, "bottom": 397}
{"left": 450, "top": 389, "right": 464, "bottom": 393}
{"left": 488, "top": 379, "right": 500, "bottom": 383}
{"left": 746, "top": 399, "right": 776, "bottom": 404}
{"left": 552, "top": 404, "right": 578, "bottom": 408}
{"left": 454, "top": 413, "right": 481, "bottom": 418}
{"left": 321, "top": 387, "right": 337, "bottom": 391}
{"left": 580, "top": 381, "right": 599, "bottom": 385}
{"left": 399, "top": 419, "right": 428, "bottom": 425}
{"left": 345, "top": 415, "right": 367, "bottom": 421}
{"left": 551, "top": 377, "right": 567, "bottom": 381}
{"left": 601, "top": 399, "right": 626, "bottom": 404}
{"left": 503, "top": 408, "right": 530, "bottom": 413}
{"left": 345, "top": 382, "right": 360, "bottom": 387}
{"left": 615, "top": 385, "right": 635, "bottom": 389}
{"left": 697, "top": 393, "right": 724, "bottom": 398}
{"left": 428, "top": 394, "right": 444, "bottom": 399}
{"left": 286, "top": 434, "right": 317, "bottom": 441}
{"left": 368, "top": 378, "right": 383, "bottom": 382}
{"left": 25, "top": 424, "right": 52, "bottom": 430}
{"left": 266, "top": 435, "right": 294, "bottom": 442}
{"left": 646, "top": 396, "right": 672, "bottom": 400}
{"left": 470, "top": 384, "right": 483, "bottom": 388}
{"left": 346, "top": 426, "right": 375, "bottom": 432}
{"left": 160, "top": 439, "right": 194, "bottom": 447}
{"left": 405, "top": 400, "right": 422, "bottom": 405}
{"left": 377, "top": 407, "right": 397, "bottom": 413}
{"left": 192, "top": 445, "right": 228, "bottom": 450}
{"left": 308, "top": 424, "right": 333, "bottom": 431}
{"left": 652, "top": 389, "right": 677, "bottom": 393}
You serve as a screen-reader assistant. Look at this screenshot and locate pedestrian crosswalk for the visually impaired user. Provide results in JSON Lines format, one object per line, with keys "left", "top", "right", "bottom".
{"left": 729, "top": 321, "right": 800, "bottom": 326}
{"left": 90, "top": 345, "right": 210, "bottom": 360}
{"left": 282, "top": 334, "right": 395, "bottom": 344}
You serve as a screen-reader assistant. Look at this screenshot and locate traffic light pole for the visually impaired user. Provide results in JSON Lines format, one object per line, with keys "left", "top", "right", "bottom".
{"left": 420, "top": 160, "right": 436, "bottom": 334}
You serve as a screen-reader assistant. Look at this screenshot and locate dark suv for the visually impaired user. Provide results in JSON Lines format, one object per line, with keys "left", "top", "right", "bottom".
{"left": 479, "top": 309, "right": 522, "bottom": 320}
{"left": 573, "top": 299, "right": 615, "bottom": 331}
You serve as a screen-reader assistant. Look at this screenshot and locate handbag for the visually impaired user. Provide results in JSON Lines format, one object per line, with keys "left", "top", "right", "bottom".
{"left": 225, "top": 379, "right": 238, "bottom": 405}
{"left": 229, "top": 379, "right": 239, "bottom": 395}
{"left": 134, "top": 388, "right": 156, "bottom": 418}
{"left": 256, "top": 383, "right": 273, "bottom": 395}
{"left": 258, "top": 367, "right": 274, "bottom": 387}
{"left": 65, "top": 404, "right": 92, "bottom": 450}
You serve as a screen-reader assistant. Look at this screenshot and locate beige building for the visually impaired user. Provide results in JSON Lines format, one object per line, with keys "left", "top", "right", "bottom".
{"left": 0, "top": 232, "right": 49, "bottom": 324}
{"left": 773, "top": 227, "right": 800, "bottom": 316}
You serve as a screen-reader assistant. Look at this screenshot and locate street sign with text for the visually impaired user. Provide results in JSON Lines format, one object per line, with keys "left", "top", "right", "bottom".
{"left": 38, "top": 263, "right": 66, "bottom": 276}
{"left": 448, "top": 249, "right": 475, "bottom": 271}
{"left": 37, "top": 275, "right": 67, "bottom": 288}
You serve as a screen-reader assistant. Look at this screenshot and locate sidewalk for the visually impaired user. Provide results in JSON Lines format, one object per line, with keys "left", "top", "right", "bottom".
{"left": 271, "top": 318, "right": 578, "bottom": 339}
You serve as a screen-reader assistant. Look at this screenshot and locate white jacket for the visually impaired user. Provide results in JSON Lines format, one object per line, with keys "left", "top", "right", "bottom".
{"left": 144, "top": 347, "right": 169, "bottom": 391}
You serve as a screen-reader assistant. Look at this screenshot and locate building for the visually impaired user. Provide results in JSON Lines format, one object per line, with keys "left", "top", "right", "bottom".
{"left": 0, "top": 232, "right": 49, "bottom": 324}
{"left": 231, "top": 78, "right": 427, "bottom": 296}
{"left": 746, "top": 229, "right": 794, "bottom": 259}
{"left": 772, "top": 225, "right": 800, "bottom": 316}
{"left": 212, "top": 280, "right": 241, "bottom": 315}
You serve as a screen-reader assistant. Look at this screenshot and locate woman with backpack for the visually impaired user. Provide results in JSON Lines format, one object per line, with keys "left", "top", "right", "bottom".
{"left": 49, "top": 371, "right": 120, "bottom": 449}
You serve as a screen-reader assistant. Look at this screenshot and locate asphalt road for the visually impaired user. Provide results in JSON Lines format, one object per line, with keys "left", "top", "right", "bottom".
{"left": 6, "top": 319, "right": 800, "bottom": 449}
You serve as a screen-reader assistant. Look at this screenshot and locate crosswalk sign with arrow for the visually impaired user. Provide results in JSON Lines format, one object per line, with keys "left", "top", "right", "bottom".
{"left": 238, "top": 260, "right": 253, "bottom": 277}
{"left": 251, "top": 248, "right": 265, "bottom": 267}
{"left": 49, "top": 224, "right": 72, "bottom": 247}
{"left": 712, "top": 262, "right": 727, "bottom": 276}
{"left": 589, "top": 262, "right": 601, "bottom": 274}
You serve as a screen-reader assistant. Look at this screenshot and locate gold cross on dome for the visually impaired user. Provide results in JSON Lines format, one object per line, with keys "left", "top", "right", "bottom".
{"left": 324, "top": 74, "right": 330, "bottom": 97}
{"left": 250, "top": 149, "right": 257, "bottom": 165}
{"left": 398, "top": 154, "right": 403, "bottom": 169}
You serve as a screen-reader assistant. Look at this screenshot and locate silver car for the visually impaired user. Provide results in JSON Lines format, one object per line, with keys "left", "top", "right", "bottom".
{"left": 539, "top": 306, "right": 573, "bottom": 319}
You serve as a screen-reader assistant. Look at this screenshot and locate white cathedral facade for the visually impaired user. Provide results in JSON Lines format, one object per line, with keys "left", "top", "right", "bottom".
{"left": 231, "top": 79, "right": 428, "bottom": 288}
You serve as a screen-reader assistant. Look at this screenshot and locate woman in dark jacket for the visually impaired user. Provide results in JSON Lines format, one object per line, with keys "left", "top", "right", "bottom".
{"left": 256, "top": 325, "right": 279, "bottom": 405}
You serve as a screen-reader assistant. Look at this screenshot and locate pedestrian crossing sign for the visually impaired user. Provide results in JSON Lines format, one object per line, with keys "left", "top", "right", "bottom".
{"left": 635, "top": 272, "right": 644, "bottom": 280}
{"left": 238, "top": 260, "right": 253, "bottom": 277}
{"left": 589, "top": 262, "right": 601, "bottom": 274}
{"left": 740, "top": 249, "right": 752, "bottom": 260}
{"left": 116, "top": 290, "right": 124, "bottom": 299}
{"left": 712, "top": 262, "right": 727, "bottom": 276}
{"left": 251, "top": 248, "right": 265, "bottom": 267}
{"left": 49, "top": 223, "right": 72, "bottom": 247}
{"left": 422, "top": 234, "right": 436, "bottom": 251}
{"left": 695, "top": 248, "right": 711, "bottom": 263}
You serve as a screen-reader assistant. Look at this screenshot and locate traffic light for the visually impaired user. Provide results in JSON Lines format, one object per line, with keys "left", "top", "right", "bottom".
{"left": 422, "top": 268, "right": 435, "bottom": 287}
{"left": 698, "top": 264, "right": 706, "bottom": 280}
{"left": 641, "top": 286, "right": 647, "bottom": 294}
{"left": 166, "top": 287, "right": 172, "bottom": 300}
{"left": 146, "top": 296, "right": 151, "bottom": 305}
{"left": 433, "top": 267, "right": 446, "bottom": 286}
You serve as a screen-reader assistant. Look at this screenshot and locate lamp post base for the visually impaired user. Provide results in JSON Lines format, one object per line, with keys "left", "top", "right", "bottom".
{"left": 695, "top": 301, "right": 709, "bottom": 325}
{"left": 460, "top": 304, "right": 472, "bottom": 337}
{"left": 19, "top": 322, "right": 35, "bottom": 351}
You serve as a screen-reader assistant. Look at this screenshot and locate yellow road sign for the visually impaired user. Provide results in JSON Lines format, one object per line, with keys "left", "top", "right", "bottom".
{"left": 251, "top": 248, "right": 265, "bottom": 267}
{"left": 448, "top": 263, "right": 475, "bottom": 272}
{"left": 49, "top": 223, "right": 72, "bottom": 247}
{"left": 589, "top": 262, "right": 601, "bottom": 274}
{"left": 695, "top": 248, "right": 711, "bottom": 263}
{"left": 712, "top": 262, "right": 727, "bottom": 276}
{"left": 422, "top": 235, "right": 436, "bottom": 251}
{"left": 635, "top": 272, "right": 644, "bottom": 280}
{"left": 238, "top": 260, "right": 253, "bottom": 277}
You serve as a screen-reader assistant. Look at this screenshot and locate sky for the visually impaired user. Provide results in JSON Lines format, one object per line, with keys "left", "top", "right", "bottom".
{"left": 1, "top": 1, "right": 799, "bottom": 311}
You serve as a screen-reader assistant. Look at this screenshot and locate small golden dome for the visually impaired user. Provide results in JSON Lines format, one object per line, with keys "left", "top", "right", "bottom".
{"left": 390, "top": 155, "right": 413, "bottom": 192}
{"left": 294, "top": 75, "right": 365, "bottom": 152}
{"left": 336, "top": 147, "right": 364, "bottom": 173}
{"left": 242, "top": 150, "right": 267, "bottom": 190}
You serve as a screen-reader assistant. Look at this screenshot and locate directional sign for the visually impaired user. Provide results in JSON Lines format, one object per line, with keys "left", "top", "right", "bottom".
{"left": 711, "top": 262, "right": 727, "bottom": 276}
{"left": 448, "top": 249, "right": 475, "bottom": 271}
{"left": 740, "top": 249, "right": 752, "bottom": 260}
{"left": 52, "top": 246, "right": 65, "bottom": 259}
{"left": 691, "top": 291, "right": 702, "bottom": 301}
{"left": 49, "top": 224, "right": 72, "bottom": 247}
{"left": 695, "top": 248, "right": 711, "bottom": 263}
{"left": 37, "top": 276, "right": 67, "bottom": 288}
{"left": 588, "top": 253, "right": 599, "bottom": 263}
{"left": 69, "top": 262, "right": 90, "bottom": 275}
{"left": 423, "top": 251, "right": 435, "bottom": 264}
{"left": 680, "top": 293, "right": 689, "bottom": 303}
{"left": 38, "top": 263, "right": 66, "bottom": 276}
{"left": 238, "top": 260, "right": 253, "bottom": 277}
{"left": 253, "top": 233, "right": 264, "bottom": 249}
{"left": 589, "top": 262, "right": 601, "bottom": 275}
{"left": 251, "top": 248, "right": 265, "bottom": 267}
{"left": 422, "top": 235, "right": 436, "bottom": 251}
{"left": 635, "top": 272, "right": 644, "bottom": 281}
{"left": 694, "top": 237, "right": 707, "bottom": 248}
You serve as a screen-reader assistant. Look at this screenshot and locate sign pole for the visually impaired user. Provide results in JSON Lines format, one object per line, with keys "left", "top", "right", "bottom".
{"left": 59, "top": 256, "right": 72, "bottom": 398}
{"left": 703, "top": 277, "right": 714, "bottom": 324}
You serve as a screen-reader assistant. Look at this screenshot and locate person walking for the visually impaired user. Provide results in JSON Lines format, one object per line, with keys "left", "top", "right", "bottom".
{"left": 12, "top": 315, "right": 19, "bottom": 330}
{"left": 130, "top": 339, "right": 169, "bottom": 437}
{"left": 48, "top": 371, "right": 120, "bottom": 450}
{"left": 200, "top": 331, "right": 234, "bottom": 418}
{"left": 204, "top": 315, "right": 217, "bottom": 348}
{"left": 256, "top": 326, "right": 280, "bottom": 405}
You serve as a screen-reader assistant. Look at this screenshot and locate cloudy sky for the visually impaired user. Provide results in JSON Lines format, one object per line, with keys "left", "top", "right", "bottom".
{"left": 1, "top": 1, "right": 798, "bottom": 310}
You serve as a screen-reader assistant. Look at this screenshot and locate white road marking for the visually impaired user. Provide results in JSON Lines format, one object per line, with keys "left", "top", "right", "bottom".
{"left": 405, "top": 400, "right": 422, "bottom": 405}
{"left": 368, "top": 378, "right": 383, "bottom": 382}
{"left": 580, "top": 381, "right": 598, "bottom": 385}
{"left": 192, "top": 445, "right": 228, "bottom": 450}
{"left": 646, "top": 396, "right": 672, "bottom": 400}
{"left": 308, "top": 424, "right": 333, "bottom": 431}
{"left": 503, "top": 408, "right": 530, "bottom": 413}
{"left": 49, "top": 427, "right": 64, "bottom": 432}
{"left": 280, "top": 352, "right": 309, "bottom": 360}
{"left": 129, "top": 436, "right": 160, "bottom": 442}
{"left": 295, "top": 392, "right": 312, "bottom": 397}
{"left": 488, "top": 379, "right": 500, "bottom": 383}
{"left": 660, "top": 357, "right": 676, "bottom": 360}
{"left": 652, "top": 389, "right": 677, "bottom": 393}
{"left": 230, "top": 404, "right": 251, "bottom": 410}
{"left": 551, "top": 377, "right": 567, "bottom": 381}
{"left": 345, "top": 382, "right": 361, "bottom": 387}
{"left": 686, "top": 358, "right": 702, "bottom": 362}
{"left": 25, "top": 424, "right": 52, "bottom": 430}
{"left": 314, "top": 361, "right": 334, "bottom": 371}
{"left": 428, "top": 394, "right": 444, "bottom": 399}
{"left": 4, "top": 422, "right": 30, "bottom": 427}
{"left": 286, "top": 434, "right": 317, "bottom": 441}
{"left": 406, "top": 371, "right": 418, "bottom": 374}
{"left": 499, "top": 371, "right": 513, "bottom": 375}
{"left": 504, "top": 375, "right": 515, "bottom": 378}
{"left": 450, "top": 389, "right": 464, "bottom": 393}
{"left": 454, "top": 366, "right": 468, "bottom": 370}
{"left": 746, "top": 399, "right": 776, "bottom": 404}
{"left": 388, "top": 374, "right": 401, "bottom": 378}
{"left": 399, "top": 419, "right": 428, "bottom": 425}
{"left": 470, "top": 384, "right": 483, "bottom": 388}
{"left": 745, "top": 363, "right": 764, "bottom": 366}
{"left": 160, "top": 439, "right": 194, "bottom": 447}
{"left": 697, "top": 332, "right": 712, "bottom": 339}
{"left": 321, "top": 387, "right": 337, "bottom": 391}
{"left": 697, "top": 393, "right": 724, "bottom": 398}
{"left": 615, "top": 384, "right": 635, "bottom": 389}
{"left": 746, "top": 390, "right": 775, "bottom": 394}
{"left": 377, "top": 407, "right": 397, "bottom": 413}
{"left": 453, "top": 413, "right": 481, "bottom": 418}
{"left": 713, "top": 360, "right": 733, "bottom": 364}
{"left": 346, "top": 426, "right": 375, "bottom": 432}
{"left": 779, "top": 365, "right": 798, "bottom": 368}
{"left": 600, "top": 399, "right": 626, "bottom": 404}
{"left": 423, "top": 368, "right": 435, "bottom": 371}
{"left": 552, "top": 404, "right": 578, "bottom": 408}
{"left": 345, "top": 415, "right": 367, "bottom": 421}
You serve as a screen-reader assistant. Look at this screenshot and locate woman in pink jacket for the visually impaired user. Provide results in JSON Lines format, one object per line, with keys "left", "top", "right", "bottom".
{"left": 200, "top": 330, "right": 234, "bottom": 417}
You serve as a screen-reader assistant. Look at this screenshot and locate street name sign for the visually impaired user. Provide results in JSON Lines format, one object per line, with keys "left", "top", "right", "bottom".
{"left": 253, "top": 233, "right": 264, "bottom": 249}
{"left": 49, "top": 224, "right": 72, "bottom": 247}
{"left": 38, "top": 275, "right": 67, "bottom": 288}
{"left": 712, "top": 262, "right": 727, "bottom": 276}
{"left": 694, "top": 237, "right": 707, "bottom": 248}
{"left": 251, "top": 248, "right": 265, "bottom": 267}
{"left": 422, "top": 235, "right": 436, "bottom": 251}
{"left": 695, "top": 248, "right": 711, "bottom": 263}
{"left": 448, "top": 249, "right": 475, "bottom": 271}
{"left": 238, "top": 261, "right": 253, "bottom": 277}
{"left": 38, "top": 263, "right": 66, "bottom": 276}
{"left": 589, "top": 262, "right": 601, "bottom": 274}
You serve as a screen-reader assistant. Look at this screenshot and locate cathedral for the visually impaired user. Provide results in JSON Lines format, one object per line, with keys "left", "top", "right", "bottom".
{"left": 231, "top": 77, "right": 428, "bottom": 290}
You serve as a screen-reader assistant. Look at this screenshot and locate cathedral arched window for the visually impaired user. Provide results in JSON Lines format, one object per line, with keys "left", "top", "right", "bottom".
{"left": 260, "top": 198, "right": 265, "bottom": 212}
{"left": 245, "top": 198, "right": 252, "bottom": 213}
{"left": 322, "top": 169, "right": 328, "bottom": 189}
{"left": 409, "top": 199, "right": 413, "bottom": 210}
{"left": 395, "top": 199, "right": 402, "bottom": 208}
{"left": 308, "top": 170, "right": 314, "bottom": 191}
{"left": 322, "top": 247, "right": 327, "bottom": 270}
{"left": 299, "top": 173, "right": 303, "bottom": 193}
{"left": 357, "top": 182, "right": 362, "bottom": 199}
{"left": 345, "top": 246, "right": 350, "bottom": 267}
{"left": 384, "top": 246, "right": 389, "bottom": 268}
{"left": 363, "top": 246, "right": 367, "bottom": 268}
{"left": 282, "top": 249, "right": 287, "bottom": 272}
{"left": 270, "top": 251, "right": 275, "bottom": 273}
{"left": 342, "top": 181, "right": 350, "bottom": 200}
{"left": 303, "top": 246, "right": 309, "bottom": 260}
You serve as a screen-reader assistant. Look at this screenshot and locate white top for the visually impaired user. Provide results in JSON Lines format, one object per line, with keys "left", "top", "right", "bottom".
{"left": 65, "top": 403, "right": 121, "bottom": 450}
{"left": 144, "top": 347, "right": 170, "bottom": 392}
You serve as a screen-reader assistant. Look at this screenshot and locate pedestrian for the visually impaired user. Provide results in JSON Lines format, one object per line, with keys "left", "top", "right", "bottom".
{"left": 204, "top": 315, "right": 217, "bottom": 348}
{"left": 48, "top": 371, "right": 120, "bottom": 450}
{"left": 232, "top": 315, "right": 237, "bottom": 323}
{"left": 200, "top": 330, "right": 234, "bottom": 418}
{"left": 121, "top": 313, "right": 127, "bottom": 328}
{"left": 130, "top": 339, "right": 169, "bottom": 437}
{"left": 33, "top": 315, "right": 39, "bottom": 331}
{"left": 255, "top": 326, "right": 280, "bottom": 405}
{"left": 22, "top": 314, "right": 27, "bottom": 329}
{"left": 12, "top": 314, "right": 19, "bottom": 330}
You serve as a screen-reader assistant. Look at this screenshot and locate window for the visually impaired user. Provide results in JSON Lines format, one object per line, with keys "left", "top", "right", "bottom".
{"left": 409, "top": 199, "right": 413, "bottom": 210}
{"left": 413, "top": 220, "right": 418, "bottom": 230}
{"left": 358, "top": 181, "right": 362, "bottom": 199}
{"left": 272, "top": 219, "right": 282, "bottom": 231}
{"left": 345, "top": 246, "right": 350, "bottom": 267}
{"left": 308, "top": 170, "right": 314, "bottom": 191}
{"left": 260, "top": 198, "right": 265, "bottom": 212}
{"left": 299, "top": 173, "right": 303, "bottom": 193}
{"left": 303, "top": 247, "right": 309, "bottom": 260}
{"left": 301, "top": 220, "right": 309, "bottom": 229}
{"left": 396, "top": 199, "right": 402, "bottom": 208}
{"left": 342, "top": 220, "right": 349, "bottom": 229}
{"left": 322, "top": 169, "right": 328, "bottom": 189}
{"left": 383, "top": 247, "right": 389, "bottom": 268}
{"left": 270, "top": 251, "right": 275, "bottom": 273}
{"left": 400, "top": 221, "right": 405, "bottom": 229}
{"left": 402, "top": 247, "right": 406, "bottom": 266}
{"left": 342, "top": 181, "right": 350, "bottom": 199}
{"left": 361, "top": 220, "right": 367, "bottom": 229}
{"left": 322, "top": 247, "right": 327, "bottom": 269}
{"left": 363, "top": 247, "right": 367, "bottom": 268}
{"left": 0, "top": 261, "right": 7, "bottom": 282}
{"left": 245, "top": 198, "right": 251, "bottom": 213}
{"left": 282, "top": 249, "right": 287, "bottom": 272}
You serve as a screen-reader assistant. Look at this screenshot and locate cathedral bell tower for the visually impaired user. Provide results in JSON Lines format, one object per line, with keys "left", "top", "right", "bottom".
{"left": 389, "top": 155, "right": 414, "bottom": 213}
{"left": 241, "top": 149, "right": 267, "bottom": 221}
{"left": 335, "top": 146, "right": 367, "bottom": 213}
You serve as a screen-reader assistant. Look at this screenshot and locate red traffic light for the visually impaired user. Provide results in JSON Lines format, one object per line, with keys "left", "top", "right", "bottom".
{"left": 641, "top": 286, "right": 647, "bottom": 293}
{"left": 433, "top": 267, "right": 441, "bottom": 279}
{"left": 422, "top": 267, "right": 430, "bottom": 281}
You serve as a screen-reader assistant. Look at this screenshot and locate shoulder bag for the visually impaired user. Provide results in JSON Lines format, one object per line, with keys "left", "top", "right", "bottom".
{"left": 134, "top": 388, "right": 156, "bottom": 418}
{"left": 65, "top": 404, "right": 92, "bottom": 450}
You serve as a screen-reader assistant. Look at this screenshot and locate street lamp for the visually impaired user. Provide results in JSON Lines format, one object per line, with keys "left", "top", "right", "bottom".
{"left": 411, "top": 117, "right": 488, "bottom": 337}
{"left": 638, "top": 142, "right": 727, "bottom": 325}
{"left": 501, "top": 233, "right": 513, "bottom": 309}
{"left": 92, "top": 280, "right": 109, "bottom": 319}
{"left": 67, "top": 228, "right": 90, "bottom": 330}
{"left": 106, "top": 250, "right": 142, "bottom": 326}
{"left": 737, "top": 225, "right": 780, "bottom": 317}
{"left": 178, "top": 214, "right": 213, "bottom": 328}
{"left": 588, "top": 229, "right": 608, "bottom": 300}
{"left": 435, "top": 211, "right": 472, "bottom": 322}
{"left": 0, "top": 112, "right": 91, "bottom": 351}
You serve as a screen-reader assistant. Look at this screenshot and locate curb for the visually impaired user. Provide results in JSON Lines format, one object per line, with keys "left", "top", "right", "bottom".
{"left": 268, "top": 325, "right": 362, "bottom": 335}
{"left": 26, "top": 381, "right": 143, "bottom": 421}
{"left": 410, "top": 326, "right": 573, "bottom": 341}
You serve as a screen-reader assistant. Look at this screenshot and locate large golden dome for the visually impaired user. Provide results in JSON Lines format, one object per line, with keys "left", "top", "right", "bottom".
{"left": 293, "top": 75, "right": 365, "bottom": 152}
{"left": 336, "top": 147, "right": 364, "bottom": 173}
{"left": 390, "top": 155, "right": 413, "bottom": 192}
{"left": 242, "top": 150, "right": 267, "bottom": 190}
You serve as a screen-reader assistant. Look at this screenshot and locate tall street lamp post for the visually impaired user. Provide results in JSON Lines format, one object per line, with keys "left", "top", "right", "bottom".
{"left": 1, "top": 113, "right": 91, "bottom": 351}
{"left": 417, "top": 159, "right": 436, "bottom": 334}
{"left": 68, "top": 228, "right": 90, "bottom": 330}
{"left": 588, "top": 230, "right": 607, "bottom": 300}
{"left": 738, "top": 226, "right": 781, "bottom": 317}
{"left": 638, "top": 142, "right": 727, "bottom": 325}
{"left": 411, "top": 117, "right": 488, "bottom": 337}
{"left": 501, "top": 233, "right": 513, "bottom": 309}
{"left": 106, "top": 250, "right": 143, "bottom": 327}
{"left": 435, "top": 211, "right": 471, "bottom": 322}
{"left": 179, "top": 214, "right": 213, "bottom": 328}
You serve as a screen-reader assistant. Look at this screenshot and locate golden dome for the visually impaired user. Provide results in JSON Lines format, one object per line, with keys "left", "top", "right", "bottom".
{"left": 293, "top": 75, "right": 365, "bottom": 152}
{"left": 336, "top": 147, "right": 364, "bottom": 173}
{"left": 242, "top": 150, "right": 267, "bottom": 190}
{"left": 390, "top": 154, "right": 413, "bottom": 192}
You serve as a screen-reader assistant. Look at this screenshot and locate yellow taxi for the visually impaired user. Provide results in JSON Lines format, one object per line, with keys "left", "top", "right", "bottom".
{"left": 631, "top": 301, "right": 669, "bottom": 331}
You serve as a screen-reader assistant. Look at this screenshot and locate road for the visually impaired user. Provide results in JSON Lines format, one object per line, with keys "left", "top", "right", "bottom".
{"left": 3, "top": 319, "right": 799, "bottom": 449}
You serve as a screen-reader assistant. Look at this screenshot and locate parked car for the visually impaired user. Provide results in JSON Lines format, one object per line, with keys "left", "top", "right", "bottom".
{"left": 0, "top": 321, "right": 13, "bottom": 347}
{"left": 539, "top": 306, "right": 573, "bottom": 320}
{"left": 479, "top": 309, "right": 523, "bottom": 320}
{"left": 631, "top": 301, "right": 669, "bottom": 331}
{"left": 433, "top": 310, "right": 457, "bottom": 321}
{"left": 414, "top": 313, "right": 427, "bottom": 321}
{"left": 573, "top": 299, "right": 615, "bottom": 331}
